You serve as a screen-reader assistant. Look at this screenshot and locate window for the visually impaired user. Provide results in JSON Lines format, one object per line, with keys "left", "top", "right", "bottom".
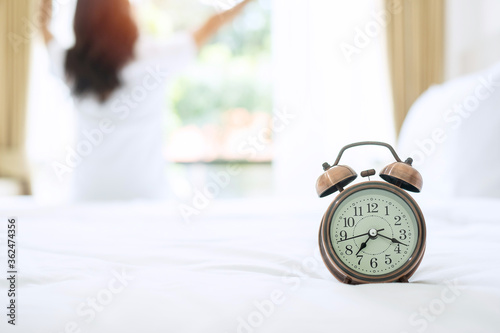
{"left": 134, "top": 0, "right": 274, "bottom": 199}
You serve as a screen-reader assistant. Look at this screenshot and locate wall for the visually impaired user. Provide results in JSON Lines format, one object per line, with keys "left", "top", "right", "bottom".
{"left": 445, "top": 0, "right": 500, "bottom": 80}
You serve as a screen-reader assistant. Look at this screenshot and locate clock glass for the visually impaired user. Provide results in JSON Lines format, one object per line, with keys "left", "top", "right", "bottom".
{"left": 330, "top": 187, "right": 419, "bottom": 276}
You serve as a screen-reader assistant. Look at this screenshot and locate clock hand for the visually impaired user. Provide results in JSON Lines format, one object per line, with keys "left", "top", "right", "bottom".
{"left": 338, "top": 228, "right": 384, "bottom": 243}
{"left": 356, "top": 236, "right": 370, "bottom": 255}
{"left": 378, "top": 233, "right": 408, "bottom": 246}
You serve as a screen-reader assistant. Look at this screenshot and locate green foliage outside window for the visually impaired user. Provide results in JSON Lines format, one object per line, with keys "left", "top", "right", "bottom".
{"left": 168, "top": 0, "right": 272, "bottom": 126}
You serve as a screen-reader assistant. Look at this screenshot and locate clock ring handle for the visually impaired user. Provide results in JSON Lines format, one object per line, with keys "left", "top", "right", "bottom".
{"left": 332, "top": 141, "right": 402, "bottom": 166}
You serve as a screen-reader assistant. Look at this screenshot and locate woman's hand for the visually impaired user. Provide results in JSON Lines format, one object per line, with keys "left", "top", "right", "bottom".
{"left": 193, "top": 0, "right": 254, "bottom": 49}
{"left": 39, "top": 0, "right": 53, "bottom": 44}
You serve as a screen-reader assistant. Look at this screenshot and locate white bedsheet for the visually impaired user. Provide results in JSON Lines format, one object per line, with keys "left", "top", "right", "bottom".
{"left": 1, "top": 196, "right": 499, "bottom": 333}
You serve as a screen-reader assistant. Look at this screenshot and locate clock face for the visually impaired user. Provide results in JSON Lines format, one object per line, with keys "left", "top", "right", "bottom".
{"left": 329, "top": 186, "right": 419, "bottom": 277}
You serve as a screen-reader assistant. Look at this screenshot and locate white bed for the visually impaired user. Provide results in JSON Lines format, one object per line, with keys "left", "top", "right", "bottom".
{"left": 0, "top": 194, "right": 499, "bottom": 333}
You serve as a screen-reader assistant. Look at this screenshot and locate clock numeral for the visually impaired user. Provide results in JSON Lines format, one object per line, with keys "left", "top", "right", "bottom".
{"left": 394, "top": 243, "right": 401, "bottom": 254}
{"left": 367, "top": 203, "right": 378, "bottom": 213}
{"left": 353, "top": 206, "right": 363, "bottom": 216}
{"left": 339, "top": 230, "right": 347, "bottom": 241}
{"left": 399, "top": 229, "right": 407, "bottom": 240}
{"left": 394, "top": 216, "right": 402, "bottom": 226}
{"left": 370, "top": 257, "right": 378, "bottom": 268}
{"left": 343, "top": 217, "right": 355, "bottom": 228}
{"left": 357, "top": 255, "right": 363, "bottom": 265}
{"left": 385, "top": 206, "right": 389, "bottom": 216}
{"left": 345, "top": 245, "right": 353, "bottom": 255}
{"left": 385, "top": 254, "right": 392, "bottom": 265}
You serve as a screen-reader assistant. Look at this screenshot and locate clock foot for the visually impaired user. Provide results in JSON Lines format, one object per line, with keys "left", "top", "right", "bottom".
{"left": 343, "top": 276, "right": 352, "bottom": 284}
{"left": 398, "top": 276, "right": 409, "bottom": 283}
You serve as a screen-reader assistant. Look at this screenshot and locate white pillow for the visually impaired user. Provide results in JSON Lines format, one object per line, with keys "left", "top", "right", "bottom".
{"left": 398, "top": 62, "right": 500, "bottom": 198}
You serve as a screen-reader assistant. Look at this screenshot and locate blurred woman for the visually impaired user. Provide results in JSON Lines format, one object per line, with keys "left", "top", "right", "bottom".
{"left": 40, "top": 0, "right": 253, "bottom": 201}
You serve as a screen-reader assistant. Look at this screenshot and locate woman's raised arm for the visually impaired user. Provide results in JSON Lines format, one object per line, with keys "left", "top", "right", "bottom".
{"left": 39, "top": 0, "right": 53, "bottom": 44}
{"left": 192, "top": 0, "right": 254, "bottom": 49}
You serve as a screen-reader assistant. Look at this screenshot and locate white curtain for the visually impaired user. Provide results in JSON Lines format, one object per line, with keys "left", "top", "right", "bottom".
{"left": 272, "top": 0, "right": 395, "bottom": 198}
{"left": 26, "top": 0, "right": 77, "bottom": 203}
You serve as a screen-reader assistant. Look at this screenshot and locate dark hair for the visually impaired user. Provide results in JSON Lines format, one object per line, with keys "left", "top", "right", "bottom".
{"left": 65, "top": 0, "right": 138, "bottom": 102}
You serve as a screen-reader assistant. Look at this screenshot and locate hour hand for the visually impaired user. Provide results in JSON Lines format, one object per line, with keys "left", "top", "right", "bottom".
{"left": 356, "top": 236, "right": 370, "bottom": 255}
{"left": 378, "top": 233, "right": 408, "bottom": 246}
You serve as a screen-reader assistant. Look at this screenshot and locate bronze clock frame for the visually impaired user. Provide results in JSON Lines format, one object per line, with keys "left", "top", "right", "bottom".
{"left": 319, "top": 181, "right": 426, "bottom": 284}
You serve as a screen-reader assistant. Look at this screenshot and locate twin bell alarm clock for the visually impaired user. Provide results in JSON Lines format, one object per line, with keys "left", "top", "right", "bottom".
{"left": 316, "top": 141, "right": 426, "bottom": 284}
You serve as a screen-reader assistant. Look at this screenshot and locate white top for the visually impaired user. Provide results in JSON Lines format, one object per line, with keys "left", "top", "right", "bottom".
{"left": 48, "top": 33, "right": 197, "bottom": 201}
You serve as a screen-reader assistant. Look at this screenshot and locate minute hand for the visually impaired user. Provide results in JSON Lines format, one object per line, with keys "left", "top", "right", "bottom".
{"left": 338, "top": 228, "right": 384, "bottom": 243}
{"left": 378, "top": 233, "right": 408, "bottom": 246}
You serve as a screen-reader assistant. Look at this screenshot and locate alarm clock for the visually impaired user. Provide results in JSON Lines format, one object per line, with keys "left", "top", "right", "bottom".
{"left": 316, "top": 141, "right": 426, "bottom": 284}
